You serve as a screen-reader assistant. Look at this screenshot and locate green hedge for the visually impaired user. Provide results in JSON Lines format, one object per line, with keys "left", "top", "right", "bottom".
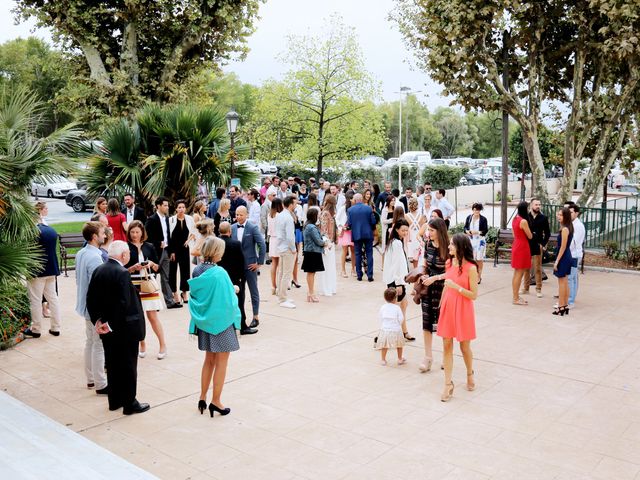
{"left": 422, "top": 166, "right": 467, "bottom": 190}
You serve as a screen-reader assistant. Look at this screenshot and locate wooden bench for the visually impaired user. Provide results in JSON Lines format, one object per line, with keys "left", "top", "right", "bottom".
{"left": 58, "top": 233, "right": 85, "bottom": 276}
{"left": 494, "top": 229, "right": 559, "bottom": 267}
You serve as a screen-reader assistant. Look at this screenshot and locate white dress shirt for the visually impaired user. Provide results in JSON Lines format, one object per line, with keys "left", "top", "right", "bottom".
{"left": 158, "top": 212, "right": 169, "bottom": 246}
{"left": 571, "top": 218, "right": 586, "bottom": 259}
{"left": 125, "top": 207, "right": 135, "bottom": 223}
{"left": 235, "top": 221, "right": 246, "bottom": 242}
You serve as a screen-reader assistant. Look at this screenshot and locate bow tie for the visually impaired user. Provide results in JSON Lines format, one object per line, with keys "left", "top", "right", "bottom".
{"left": 237, "top": 225, "right": 244, "bottom": 228}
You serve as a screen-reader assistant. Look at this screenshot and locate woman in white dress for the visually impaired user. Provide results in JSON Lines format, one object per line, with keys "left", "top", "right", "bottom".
{"left": 405, "top": 198, "right": 426, "bottom": 269}
{"left": 336, "top": 191, "right": 355, "bottom": 277}
{"left": 317, "top": 194, "right": 337, "bottom": 296}
{"left": 268, "top": 197, "right": 283, "bottom": 295}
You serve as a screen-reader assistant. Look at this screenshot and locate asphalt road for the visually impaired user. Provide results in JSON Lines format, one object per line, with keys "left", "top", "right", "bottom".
{"left": 34, "top": 196, "right": 92, "bottom": 225}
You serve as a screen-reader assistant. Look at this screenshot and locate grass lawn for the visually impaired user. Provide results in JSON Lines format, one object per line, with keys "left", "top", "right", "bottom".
{"left": 50, "top": 221, "right": 85, "bottom": 271}
{"left": 50, "top": 221, "right": 84, "bottom": 234}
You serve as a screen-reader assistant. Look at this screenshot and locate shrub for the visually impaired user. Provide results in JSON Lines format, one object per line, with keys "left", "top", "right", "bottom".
{"left": 601, "top": 240, "right": 619, "bottom": 259}
{"left": 345, "top": 166, "right": 384, "bottom": 186}
{"left": 485, "top": 226, "right": 499, "bottom": 244}
{"left": 385, "top": 165, "right": 418, "bottom": 190}
{"left": 448, "top": 223, "right": 465, "bottom": 234}
{"left": 422, "top": 165, "right": 467, "bottom": 190}
{"left": 626, "top": 244, "right": 640, "bottom": 267}
{"left": 0, "top": 283, "right": 31, "bottom": 349}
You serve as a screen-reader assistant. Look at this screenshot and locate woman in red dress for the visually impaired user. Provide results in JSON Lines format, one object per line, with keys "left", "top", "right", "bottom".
{"left": 511, "top": 201, "right": 533, "bottom": 306}
{"left": 106, "top": 198, "right": 128, "bottom": 242}
{"left": 437, "top": 233, "right": 479, "bottom": 402}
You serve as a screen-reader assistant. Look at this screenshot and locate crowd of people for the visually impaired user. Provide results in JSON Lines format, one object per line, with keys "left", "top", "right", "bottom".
{"left": 21, "top": 174, "right": 588, "bottom": 411}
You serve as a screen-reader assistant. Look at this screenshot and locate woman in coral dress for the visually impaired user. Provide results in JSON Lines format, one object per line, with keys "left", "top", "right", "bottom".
{"left": 437, "top": 233, "right": 479, "bottom": 402}
{"left": 511, "top": 202, "right": 533, "bottom": 305}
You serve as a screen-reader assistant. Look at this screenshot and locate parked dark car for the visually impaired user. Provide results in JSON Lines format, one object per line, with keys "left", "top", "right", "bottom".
{"left": 65, "top": 189, "right": 96, "bottom": 212}
{"left": 464, "top": 167, "right": 495, "bottom": 185}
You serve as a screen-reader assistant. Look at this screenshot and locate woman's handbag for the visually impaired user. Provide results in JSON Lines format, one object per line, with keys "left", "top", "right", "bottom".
{"left": 405, "top": 266, "right": 428, "bottom": 305}
{"left": 140, "top": 268, "right": 160, "bottom": 294}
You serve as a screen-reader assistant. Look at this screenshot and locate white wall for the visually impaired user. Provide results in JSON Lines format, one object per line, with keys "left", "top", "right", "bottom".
{"left": 445, "top": 179, "right": 561, "bottom": 207}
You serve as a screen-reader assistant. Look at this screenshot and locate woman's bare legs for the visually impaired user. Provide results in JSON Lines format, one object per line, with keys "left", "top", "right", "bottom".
{"left": 442, "top": 337, "right": 454, "bottom": 396}
{"left": 270, "top": 257, "right": 280, "bottom": 291}
{"left": 211, "top": 352, "right": 230, "bottom": 408}
{"left": 146, "top": 310, "right": 166, "bottom": 353}
{"left": 512, "top": 268, "right": 526, "bottom": 302}
{"left": 459, "top": 340, "right": 475, "bottom": 390}
{"left": 200, "top": 352, "right": 216, "bottom": 401}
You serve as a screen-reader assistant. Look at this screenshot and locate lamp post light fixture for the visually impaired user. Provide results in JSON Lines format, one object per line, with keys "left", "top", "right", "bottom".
{"left": 226, "top": 109, "right": 239, "bottom": 179}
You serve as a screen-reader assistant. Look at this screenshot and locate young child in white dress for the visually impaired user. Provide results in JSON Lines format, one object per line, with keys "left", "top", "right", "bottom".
{"left": 375, "top": 288, "right": 406, "bottom": 366}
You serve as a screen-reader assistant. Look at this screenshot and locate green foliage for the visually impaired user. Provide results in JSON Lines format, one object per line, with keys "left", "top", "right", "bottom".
{"left": 626, "top": 244, "right": 640, "bottom": 267}
{"left": 49, "top": 221, "right": 85, "bottom": 234}
{"left": 432, "top": 107, "right": 473, "bottom": 158}
{"left": 448, "top": 223, "right": 465, "bottom": 235}
{"left": 0, "top": 87, "right": 82, "bottom": 345}
{"left": 421, "top": 166, "right": 467, "bottom": 190}
{"left": 84, "top": 103, "right": 257, "bottom": 210}
{"left": 345, "top": 167, "right": 384, "bottom": 186}
{"left": 15, "top": 0, "right": 262, "bottom": 116}
{"left": 247, "top": 15, "right": 386, "bottom": 178}
{"left": 485, "top": 226, "right": 499, "bottom": 245}
{"left": 510, "top": 125, "right": 563, "bottom": 173}
{"left": 0, "top": 37, "right": 74, "bottom": 134}
{"left": 0, "top": 283, "right": 31, "bottom": 347}
{"left": 386, "top": 165, "right": 418, "bottom": 191}
{"left": 601, "top": 240, "right": 619, "bottom": 259}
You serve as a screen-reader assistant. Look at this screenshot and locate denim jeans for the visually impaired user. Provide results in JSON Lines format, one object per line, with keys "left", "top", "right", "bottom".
{"left": 568, "top": 257, "right": 579, "bottom": 305}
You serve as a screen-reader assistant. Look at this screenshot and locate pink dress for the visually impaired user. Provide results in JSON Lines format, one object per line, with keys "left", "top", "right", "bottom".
{"left": 437, "top": 260, "right": 476, "bottom": 341}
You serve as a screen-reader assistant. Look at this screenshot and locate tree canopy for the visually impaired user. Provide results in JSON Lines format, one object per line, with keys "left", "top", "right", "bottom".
{"left": 395, "top": 0, "right": 640, "bottom": 205}
{"left": 15, "top": 0, "right": 262, "bottom": 116}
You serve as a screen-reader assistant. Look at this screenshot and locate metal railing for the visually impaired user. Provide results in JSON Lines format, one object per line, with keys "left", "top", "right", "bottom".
{"left": 542, "top": 202, "right": 640, "bottom": 251}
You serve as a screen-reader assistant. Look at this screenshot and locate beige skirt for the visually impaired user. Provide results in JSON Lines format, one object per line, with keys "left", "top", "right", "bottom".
{"left": 375, "top": 329, "right": 405, "bottom": 349}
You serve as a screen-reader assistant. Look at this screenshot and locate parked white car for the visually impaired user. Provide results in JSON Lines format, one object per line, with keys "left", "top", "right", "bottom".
{"left": 237, "top": 161, "right": 261, "bottom": 175}
{"left": 244, "top": 160, "right": 277, "bottom": 175}
{"left": 31, "top": 175, "right": 77, "bottom": 198}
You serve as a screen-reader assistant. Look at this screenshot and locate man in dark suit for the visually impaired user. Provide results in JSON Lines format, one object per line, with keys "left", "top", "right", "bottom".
{"left": 145, "top": 196, "right": 181, "bottom": 308}
{"left": 86, "top": 240, "right": 149, "bottom": 415}
{"left": 217, "top": 222, "right": 256, "bottom": 335}
{"left": 346, "top": 193, "right": 377, "bottom": 282}
{"left": 232, "top": 206, "right": 266, "bottom": 330}
{"left": 122, "top": 193, "right": 146, "bottom": 224}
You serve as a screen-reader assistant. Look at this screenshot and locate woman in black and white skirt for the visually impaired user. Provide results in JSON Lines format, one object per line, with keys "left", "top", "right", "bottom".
{"left": 301, "top": 208, "right": 328, "bottom": 303}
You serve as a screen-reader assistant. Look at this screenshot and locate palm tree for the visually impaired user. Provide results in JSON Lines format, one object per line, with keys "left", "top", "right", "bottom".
{"left": 0, "top": 87, "right": 82, "bottom": 341}
{"left": 86, "top": 104, "right": 257, "bottom": 211}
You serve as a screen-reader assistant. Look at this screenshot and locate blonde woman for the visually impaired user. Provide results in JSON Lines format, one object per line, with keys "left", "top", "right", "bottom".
{"left": 405, "top": 198, "right": 425, "bottom": 269}
{"left": 213, "top": 198, "right": 231, "bottom": 236}
{"left": 192, "top": 200, "right": 207, "bottom": 224}
{"left": 268, "top": 197, "right": 284, "bottom": 294}
{"left": 318, "top": 194, "right": 337, "bottom": 296}
{"left": 192, "top": 218, "right": 214, "bottom": 265}
{"left": 189, "top": 237, "right": 240, "bottom": 417}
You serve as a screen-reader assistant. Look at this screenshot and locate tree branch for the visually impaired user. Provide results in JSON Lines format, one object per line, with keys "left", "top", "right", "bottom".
{"left": 79, "top": 42, "right": 111, "bottom": 87}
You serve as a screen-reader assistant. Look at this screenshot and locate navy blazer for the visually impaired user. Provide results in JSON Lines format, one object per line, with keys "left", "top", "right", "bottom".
{"left": 36, "top": 224, "right": 60, "bottom": 277}
{"left": 346, "top": 203, "right": 376, "bottom": 242}
{"left": 463, "top": 214, "right": 489, "bottom": 237}
{"left": 231, "top": 221, "right": 266, "bottom": 268}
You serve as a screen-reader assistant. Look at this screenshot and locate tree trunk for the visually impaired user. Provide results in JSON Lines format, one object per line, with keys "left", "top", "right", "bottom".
{"left": 121, "top": 22, "right": 139, "bottom": 86}
{"left": 578, "top": 118, "right": 630, "bottom": 206}
{"left": 79, "top": 43, "right": 111, "bottom": 87}
{"left": 316, "top": 104, "right": 325, "bottom": 180}
{"left": 521, "top": 125, "right": 548, "bottom": 203}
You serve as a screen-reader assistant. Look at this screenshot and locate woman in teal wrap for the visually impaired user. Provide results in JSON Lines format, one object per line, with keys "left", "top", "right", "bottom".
{"left": 189, "top": 237, "right": 241, "bottom": 417}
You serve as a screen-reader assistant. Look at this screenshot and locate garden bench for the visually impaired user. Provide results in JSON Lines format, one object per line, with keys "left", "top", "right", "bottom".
{"left": 58, "top": 233, "right": 85, "bottom": 276}
{"left": 494, "top": 229, "right": 559, "bottom": 267}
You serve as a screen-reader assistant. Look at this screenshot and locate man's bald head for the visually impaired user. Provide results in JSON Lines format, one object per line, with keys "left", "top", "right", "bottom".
{"left": 235, "top": 205, "right": 247, "bottom": 224}
{"left": 219, "top": 221, "right": 231, "bottom": 236}
{"left": 353, "top": 193, "right": 363, "bottom": 204}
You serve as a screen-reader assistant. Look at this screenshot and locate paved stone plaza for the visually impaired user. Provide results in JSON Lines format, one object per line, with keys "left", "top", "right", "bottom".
{"left": 1, "top": 259, "right": 640, "bottom": 479}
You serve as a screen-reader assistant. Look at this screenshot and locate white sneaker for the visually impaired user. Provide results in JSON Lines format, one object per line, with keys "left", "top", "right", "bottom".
{"left": 279, "top": 300, "right": 296, "bottom": 309}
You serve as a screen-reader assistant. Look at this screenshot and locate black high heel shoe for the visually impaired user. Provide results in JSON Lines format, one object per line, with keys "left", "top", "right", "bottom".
{"left": 552, "top": 305, "right": 569, "bottom": 316}
{"left": 198, "top": 400, "right": 207, "bottom": 414}
{"left": 291, "top": 280, "right": 301, "bottom": 288}
{"left": 208, "top": 403, "right": 231, "bottom": 417}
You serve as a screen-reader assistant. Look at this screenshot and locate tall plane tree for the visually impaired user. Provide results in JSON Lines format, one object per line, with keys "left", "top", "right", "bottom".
{"left": 15, "top": 0, "right": 261, "bottom": 114}
{"left": 395, "top": 0, "right": 640, "bottom": 205}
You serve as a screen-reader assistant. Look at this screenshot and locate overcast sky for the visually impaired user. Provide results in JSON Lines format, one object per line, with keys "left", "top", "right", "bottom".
{"left": 0, "top": 0, "right": 453, "bottom": 108}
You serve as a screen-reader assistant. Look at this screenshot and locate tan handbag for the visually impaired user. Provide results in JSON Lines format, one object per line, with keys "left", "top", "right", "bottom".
{"left": 140, "top": 268, "right": 160, "bottom": 294}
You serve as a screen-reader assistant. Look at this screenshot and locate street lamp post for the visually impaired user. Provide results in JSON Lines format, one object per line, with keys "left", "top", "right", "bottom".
{"left": 394, "top": 86, "right": 422, "bottom": 191}
{"left": 226, "top": 109, "right": 239, "bottom": 179}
